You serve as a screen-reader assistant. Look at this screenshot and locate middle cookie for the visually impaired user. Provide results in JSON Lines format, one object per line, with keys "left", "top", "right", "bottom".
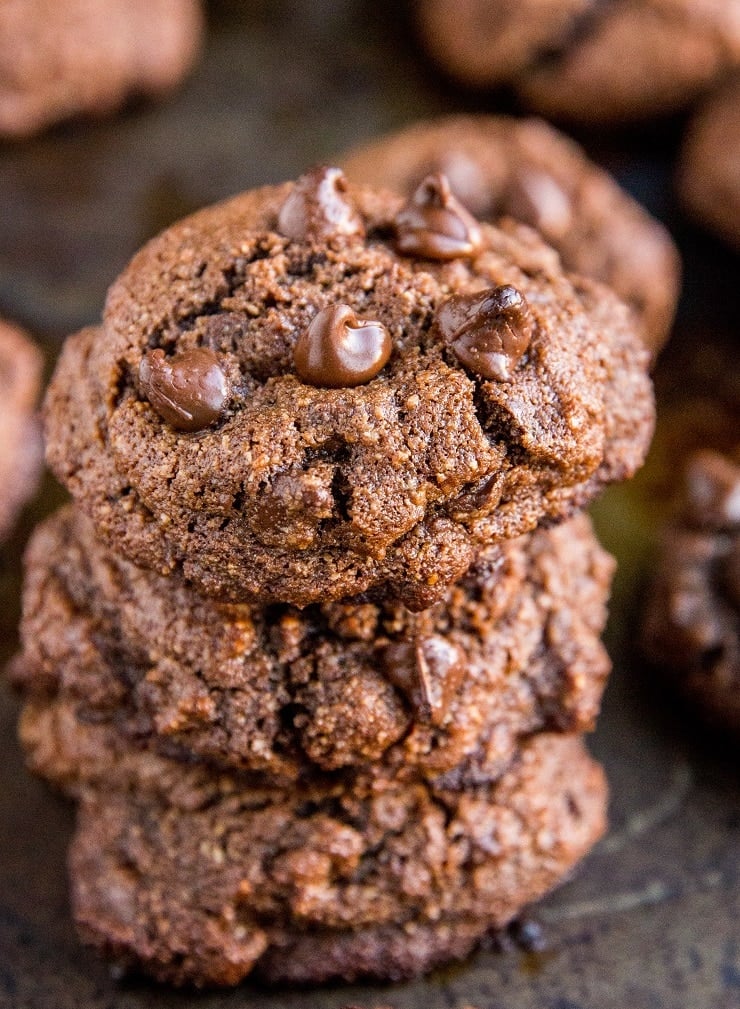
{"left": 14, "top": 506, "right": 613, "bottom": 787}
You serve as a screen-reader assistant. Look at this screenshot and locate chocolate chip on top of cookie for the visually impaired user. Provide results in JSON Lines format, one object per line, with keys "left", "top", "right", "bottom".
{"left": 45, "top": 170, "right": 653, "bottom": 608}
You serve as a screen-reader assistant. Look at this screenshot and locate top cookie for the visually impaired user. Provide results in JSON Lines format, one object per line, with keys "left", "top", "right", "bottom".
{"left": 45, "top": 169, "right": 654, "bottom": 608}
{"left": 341, "top": 115, "right": 680, "bottom": 355}
{"left": 414, "top": 0, "right": 740, "bottom": 122}
{"left": 0, "top": 0, "right": 203, "bottom": 137}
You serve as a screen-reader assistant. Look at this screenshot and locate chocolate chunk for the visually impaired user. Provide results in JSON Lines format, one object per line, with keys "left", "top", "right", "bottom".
{"left": 294, "top": 304, "right": 392, "bottom": 387}
{"left": 426, "top": 151, "right": 492, "bottom": 219}
{"left": 683, "top": 450, "right": 740, "bottom": 531}
{"left": 436, "top": 285, "right": 534, "bottom": 381}
{"left": 138, "top": 348, "right": 229, "bottom": 431}
{"left": 394, "top": 172, "right": 482, "bottom": 260}
{"left": 382, "top": 635, "right": 465, "bottom": 725}
{"left": 277, "top": 166, "right": 365, "bottom": 243}
{"left": 505, "top": 169, "right": 573, "bottom": 239}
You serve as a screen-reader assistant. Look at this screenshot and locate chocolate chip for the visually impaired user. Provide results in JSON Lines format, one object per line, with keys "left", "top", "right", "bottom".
{"left": 381, "top": 635, "right": 465, "bottom": 726}
{"left": 436, "top": 284, "right": 534, "bottom": 381}
{"left": 277, "top": 166, "right": 365, "bottom": 243}
{"left": 683, "top": 450, "right": 740, "bottom": 531}
{"left": 294, "top": 304, "right": 392, "bottom": 387}
{"left": 138, "top": 348, "right": 229, "bottom": 431}
{"left": 505, "top": 169, "right": 572, "bottom": 239}
{"left": 394, "top": 172, "right": 482, "bottom": 260}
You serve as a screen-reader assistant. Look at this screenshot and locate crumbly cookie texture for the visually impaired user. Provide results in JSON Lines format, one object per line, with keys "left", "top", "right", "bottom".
{"left": 341, "top": 115, "right": 680, "bottom": 355}
{"left": 679, "top": 76, "right": 740, "bottom": 247}
{"left": 643, "top": 447, "right": 740, "bottom": 732}
{"left": 45, "top": 173, "right": 653, "bottom": 608}
{"left": 0, "top": 320, "right": 43, "bottom": 538}
{"left": 0, "top": 0, "right": 203, "bottom": 137}
{"left": 13, "top": 505, "right": 613, "bottom": 784}
{"left": 414, "top": 0, "right": 740, "bottom": 122}
{"left": 16, "top": 697, "right": 607, "bottom": 988}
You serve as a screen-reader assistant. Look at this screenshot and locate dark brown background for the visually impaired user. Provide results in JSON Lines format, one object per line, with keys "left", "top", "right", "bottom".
{"left": 0, "top": 3, "right": 738, "bottom": 1008}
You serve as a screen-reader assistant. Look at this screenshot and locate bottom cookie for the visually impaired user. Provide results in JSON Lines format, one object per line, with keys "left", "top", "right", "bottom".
{"left": 20, "top": 699, "right": 606, "bottom": 987}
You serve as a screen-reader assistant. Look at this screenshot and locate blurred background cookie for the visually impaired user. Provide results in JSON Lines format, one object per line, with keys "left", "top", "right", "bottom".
{"left": 0, "top": 319, "right": 42, "bottom": 540}
{"left": 414, "top": 0, "right": 740, "bottom": 122}
{"left": 679, "top": 76, "right": 740, "bottom": 247}
{"left": 0, "top": 0, "right": 204, "bottom": 137}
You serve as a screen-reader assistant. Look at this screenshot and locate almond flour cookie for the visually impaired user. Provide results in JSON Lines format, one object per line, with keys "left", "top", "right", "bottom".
{"left": 45, "top": 170, "right": 654, "bottom": 608}
{"left": 642, "top": 448, "right": 740, "bottom": 733}
{"left": 679, "top": 76, "right": 740, "bottom": 247}
{"left": 414, "top": 0, "right": 740, "bottom": 123}
{"left": 13, "top": 505, "right": 613, "bottom": 784}
{"left": 342, "top": 115, "right": 680, "bottom": 355}
{"left": 0, "top": 0, "right": 203, "bottom": 137}
{"left": 0, "top": 319, "right": 43, "bottom": 538}
{"left": 16, "top": 697, "right": 607, "bottom": 987}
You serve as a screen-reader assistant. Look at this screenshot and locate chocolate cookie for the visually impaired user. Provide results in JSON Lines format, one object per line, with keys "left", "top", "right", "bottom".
{"left": 679, "top": 77, "right": 740, "bottom": 247}
{"left": 17, "top": 697, "right": 606, "bottom": 987}
{"left": 0, "top": 0, "right": 203, "bottom": 137}
{"left": 13, "top": 505, "right": 613, "bottom": 784}
{"left": 0, "top": 320, "right": 43, "bottom": 539}
{"left": 341, "top": 115, "right": 680, "bottom": 355}
{"left": 45, "top": 171, "right": 653, "bottom": 608}
{"left": 642, "top": 448, "right": 740, "bottom": 733}
{"left": 414, "top": 0, "right": 740, "bottom": 122}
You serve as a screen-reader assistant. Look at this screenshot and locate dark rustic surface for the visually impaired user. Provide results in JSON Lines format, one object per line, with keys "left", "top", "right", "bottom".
{"left": 0, "top": 3, "right": 738, "bottom": 1008}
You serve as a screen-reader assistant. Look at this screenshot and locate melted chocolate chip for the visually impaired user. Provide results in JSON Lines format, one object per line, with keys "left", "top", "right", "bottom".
{"left": 394, "top": 172, "right": 482, "bottom": 260}
{"left": 139, "top": 348, "right": 229, "bottom": 431}
{"left": 683, "top": 450, "right": 740, "bottom": 531}
{"left": 277, "top": 166, "right": 365, "bottom": 243}
{"left": 436, "top": 284, "right": 534, "bottom": 381}
{"left": 382, "top": 635, "right": 465, "bottom": 726}
{"left": 294, "top": 304, "right": 392, "bottom": 387}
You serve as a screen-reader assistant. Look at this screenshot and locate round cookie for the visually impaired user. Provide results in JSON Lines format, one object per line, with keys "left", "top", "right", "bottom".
{"left": 17, "top": 698, "right": 607, "bottom": 987}
{"left": 13, "top": 505, "right": 613, "bottom": 784}
{"left": 341, "top": 115, "right": 681, "bottom": 355}
{"left": 642, "top": 448, "right": 740, "bottom": 733}
{"left": 0, "top": 0, "right": 203, "bottom": 137}
{"left": 679, "top": 77, "right": 740, "bottom": 247}
{"left": 45, "top": 170, "right": 654, "bottom": 609}
{"left": 0, "top": 319, "right": 43, "bottom": 539}
{"left": 414, "top": 0, "right": 740, "bottom": 123}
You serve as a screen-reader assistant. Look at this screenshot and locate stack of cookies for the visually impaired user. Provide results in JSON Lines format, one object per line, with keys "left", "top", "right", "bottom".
{"left": 11, "top": 168, "right": 655, "bottom": 987}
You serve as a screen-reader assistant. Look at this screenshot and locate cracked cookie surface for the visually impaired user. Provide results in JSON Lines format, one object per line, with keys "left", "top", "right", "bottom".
{"left": 45, "top": 175, "right": 653, "bottom": 608}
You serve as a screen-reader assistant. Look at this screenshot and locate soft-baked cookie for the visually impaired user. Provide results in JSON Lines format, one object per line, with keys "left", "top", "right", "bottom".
{"left": 17, "top": 696, "right": 607, "bottom": 987}
{"left": 414, "top": 0, "right": 740, "bottom": 123}
{"left": 342, "top": 115, "right": 680, "bottom": 355}
{"left": 679, "top": 76, "right": 740, "bottom": 247}
{"left": 0, "top": 319, "right": 43, "bottom": 539}
{"left": 45, "top": 170, "right": 653, "bottom": 608}
{"left": 642, "top": 448, "right": 740, "bottom": 733}
{"left": 13, "top": 505, "right": 613, "bottom": 784}
{"left": 0, "top": 0, "right": 203, "bottom": 137}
